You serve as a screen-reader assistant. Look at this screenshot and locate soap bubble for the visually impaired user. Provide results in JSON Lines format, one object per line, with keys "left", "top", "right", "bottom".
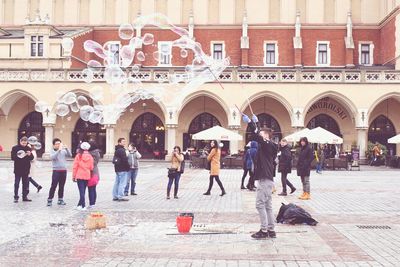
{"left": 120, "top": 45, "right": 135, "bottom": 67}
{"left": 180, "top": 49, "right": 188, "bottom": 58}
{"left": 61, "top": 37, "right": 74, "bottom": 52}
{"left": 136, "top": 51, "right": 145, "bottom": 61}
{"left": 88, "top": 110, "right": 103, "bottom": 124}
{"left": 77, "top": 95, "right": 89, "bottom": 107}
{"left": 61, "top": 92, "right": 77, "bottom": 105}
{"left": 83, "top": 40, "right": 106, "bottom": 59}
{"left": 17, "top": 150, "right": 26, "bottom": 159}
{"left": 34, "top": 101, "right": 50, "bottom": 113}
{"left": 131, "top": 65, "right": 140, "bottom": 74}
{"left": 118, "top": 23, "right": 134, "bottom": 40}
{"left": 87, "top": 60, "right": 102, "bottom": 73}
{"left": 70, "top": 102, "right": 80, "bottom": 112}
{"left": 82, "top": 68, "right": 94, "bottom": 83}
{"left": 80, "top": 105, "right": 94, "bottom": 121}
{"left": 142, "top": 33, "right": 154, "bottom": 45}
{"left": 27, "top": 136, "right": 38, "bottom": 144}
{"left": 129, "top": 37, "right": 143, "bottom": 48}
{"left": 33, "top": 142, "right": 42, "bottom": 150}
{"left": 104, "top": 65, "right": 126, "bottom": 85}
{"left": 56, "top": 104, "right": 70, "bottom": 117}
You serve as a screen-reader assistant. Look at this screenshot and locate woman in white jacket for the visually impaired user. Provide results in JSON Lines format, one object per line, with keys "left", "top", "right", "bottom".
{"left": 28, "top": 144, "right": 43, "bottom": 193}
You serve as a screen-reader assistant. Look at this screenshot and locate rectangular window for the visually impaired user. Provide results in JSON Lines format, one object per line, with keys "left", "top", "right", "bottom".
{"left": 30, "top": 35, "right": 44, "bottom": 57}
{"left": 266, "top": 43, "right": 276, "bottom": 64}
{"left": 318, "top": 43, "right": 328, "bottom": 65}
{"left": 360, "top": 44, "right": 371, "bottom": 65}
{"left": 105, "top": 42, "right": 120, "bottom": 65}
{"left": 158, "top": 42, "right": 172, "bottom": 66}
{"left": 212, "top": 43, "right": 224, "bottom": 60}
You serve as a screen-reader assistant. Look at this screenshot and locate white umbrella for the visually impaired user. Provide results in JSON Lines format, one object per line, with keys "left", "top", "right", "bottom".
{"left": 307, "top": 127, "right": 343, "bottom": 144}
{"left": 388, "top": 134, "right": 400, "bottom": 144}
{"left": 191, "top": 126, "right": 243, "bottom": 141}
{"left": 284, "top": 128, "right": 311, "bottom": 143}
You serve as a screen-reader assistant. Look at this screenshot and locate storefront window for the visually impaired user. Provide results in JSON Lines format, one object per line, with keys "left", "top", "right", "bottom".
{"left": 72, "top": 119, "right": 106, "bottom": 156}
{"left": 368, "top": 115, "right": 396, "bottom": 156}
{"left": 307, "top": 114, "right": 341, "bottom": 137}
{"left": 18, "top": 111, "right": 45, "bottom": 157}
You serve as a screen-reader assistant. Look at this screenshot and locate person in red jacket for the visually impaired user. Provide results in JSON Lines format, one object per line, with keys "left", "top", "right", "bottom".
{"left": 72, "top": 142, "right": 94, "bottom": 211}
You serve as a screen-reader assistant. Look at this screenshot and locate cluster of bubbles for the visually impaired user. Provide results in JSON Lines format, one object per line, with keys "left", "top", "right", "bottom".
{"left": 36, "top": 13, "right": 230, "bottom": 125}
{"left": 17, "top": 136, "right": 42, "bottom": 158}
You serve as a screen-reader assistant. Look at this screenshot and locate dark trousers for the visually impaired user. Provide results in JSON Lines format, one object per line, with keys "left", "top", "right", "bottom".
{"left": 88, "top": 185, "right": 97, "bottom": 206}
{"left": 167, "top": 173, "right": 181, "bottom": 196}
{"left": 14, "top": 174, "right": 29, "bottom": 200}
{"left": 247, "top": 171, "right": 255, "bottom": 189}
{"left": 48, "top": 171, "right": 67, "bottom": 200}
{"left": 241, "top": 169, "right": 249, "bottom": 187}
{"left": 280, "top": 172, "right": 295, "bottom": 193}
{"left": 29, "top": 177, "right": 40, "bottom": 188}
{"left": 206, "top": 175, "right": 225, "bottom": 192}
{"left": 77, "top": 179, "right": 88, "bottom": 208}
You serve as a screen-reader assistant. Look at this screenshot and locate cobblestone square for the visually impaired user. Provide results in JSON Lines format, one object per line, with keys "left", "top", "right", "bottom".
{"left": 0, "top": 161, "right": 399, "bottom": 266}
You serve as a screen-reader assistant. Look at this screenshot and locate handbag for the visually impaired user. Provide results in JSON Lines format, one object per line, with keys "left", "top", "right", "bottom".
{"left": 168, "top": 168, "right": 178, "bottom": 178}
{"left": 205, "top": 160, "right": 211, "bottom": 170}
{"left": 88, "top": 174, "right": 99, "bottom": 187}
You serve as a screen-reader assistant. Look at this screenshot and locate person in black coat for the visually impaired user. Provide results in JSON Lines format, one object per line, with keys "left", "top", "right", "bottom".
{"left": 11, "top": 136, "right": 34, "bottom": 202}
{"left": 296, "top": 137, "right": 314, "bottom": 200}
{"left": 112, "top": 138, "right": 130, "bottom": 201}
{"left": 277, "top": 139, "right": 296, "bottom": 196}
{"left": 243, "top": 114, "right": 278, "bottom": 239}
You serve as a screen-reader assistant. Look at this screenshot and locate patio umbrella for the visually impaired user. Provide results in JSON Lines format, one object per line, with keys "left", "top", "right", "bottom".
{"left": 307, "top": 127, "right": 343, "bottom": 144}
{"left": 284, "top": 128, "right": 311, "bottom": 143}
{"left": 191, "top": 126, "right": 243, "bottom": 141}
{"left": 388, "top": 134, "right": 400, "bottom": 144}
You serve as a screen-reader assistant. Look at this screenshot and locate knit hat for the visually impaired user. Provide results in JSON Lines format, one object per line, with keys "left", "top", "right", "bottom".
{"left": 80, "top": 142, "right": 91, "bottom": 150}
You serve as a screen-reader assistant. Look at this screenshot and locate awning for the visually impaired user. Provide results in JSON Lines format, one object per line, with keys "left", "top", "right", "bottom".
{"left": 191, "top": 126, "right": 243, "bottom": 141}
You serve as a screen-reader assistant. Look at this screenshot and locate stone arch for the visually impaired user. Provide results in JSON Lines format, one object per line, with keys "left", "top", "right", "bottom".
{"left": 303, "top": 91, "right": 358, "bottom": 123}
{"left": 0, "top": 89, "right": 39, "bottom": 116}
{"left": 368, "top": 92, "right": 400, "bottom": 123}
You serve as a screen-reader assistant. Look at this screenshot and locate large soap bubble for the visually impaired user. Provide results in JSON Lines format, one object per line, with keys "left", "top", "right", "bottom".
{"left": 118, "top": 24, "right": 134, "bottom": 40}
{"left": 55, "top": 104, "right": 70, "bottom": 117}
{"left": 27, "top": 136, "right": 38, "bottom": 144}
{"left": 80, "top": 105, "right": 94, "bottom": 121}
{"left": 87, "top": 60, "right": 102, "bottom": 73}
{"left": 142, "top": 33, "right": 154, "bottom": 45}
{"left": 61, "top": 37, "right": 74, "bottom": 52}
{"left": 136, "top": 51, "right": 145, "bottom": 61}
{"left": 34, "top": 101, "right": 50, "bottom": 113}
{"left": 17, "top": 150, "right": 26, "bottom": 159}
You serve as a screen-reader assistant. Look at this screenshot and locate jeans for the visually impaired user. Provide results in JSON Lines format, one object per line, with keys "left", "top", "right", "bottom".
{"left": 301, "top": 176, "right": 310, "bottom": 193}
{"left": 256, "top": 179, "right": 275, "bottom": 231}
{"left": 48, "top": 171, "right": 67, "bottom": 200}
{"left": 247, "top": 171, "right": 255, "bottom": 189}
{"left": 88, "top": 185, "right": 97, "bottom": 206}
{"left": 14, "top": 174, "right": 29, "bottom": 200}
{"left": 113, "top": 172, "right": 128, "bottom": 199}
{"left": 316, "top": 162, "right": 322, "bottom": 173}
{"left": 125, "top": 168, "right": 138, "bottom": 194}
{"left": 280, "top": 172, "right": 295, "bottom": 193}
{"left": 167, "top": 173, "right": 181, "bottom": 196}
{"left": 206, "top": 175, "right": 225, "bottom": 193}
{"left": 77, "top": 179, "right": 88, "bottom": 208}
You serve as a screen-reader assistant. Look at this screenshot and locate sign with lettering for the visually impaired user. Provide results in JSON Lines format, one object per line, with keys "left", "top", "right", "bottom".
{"left": 307, "top": 98, "right": 348, "bottom": 120}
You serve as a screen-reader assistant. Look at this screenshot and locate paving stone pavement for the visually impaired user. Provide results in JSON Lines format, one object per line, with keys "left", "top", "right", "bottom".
{"left": 0, "top": 160, "right": 399, "bottom": 266}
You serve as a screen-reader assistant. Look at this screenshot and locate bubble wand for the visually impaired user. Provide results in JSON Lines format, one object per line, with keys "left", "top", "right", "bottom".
{"left": 207, "top": 67, "right": 225, "bottom": 90}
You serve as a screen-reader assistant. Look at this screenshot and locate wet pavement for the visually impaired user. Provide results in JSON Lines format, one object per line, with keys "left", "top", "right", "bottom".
{"left": 0, "top": 161, "right": 399, "bottom": 266}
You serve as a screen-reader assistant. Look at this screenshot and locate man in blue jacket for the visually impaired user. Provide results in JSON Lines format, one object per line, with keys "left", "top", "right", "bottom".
{"left": 11, "top": 136, "right": 34, "bottom": 203}
{"left": 243, "top": 114, "right": 278, "bottom": 239}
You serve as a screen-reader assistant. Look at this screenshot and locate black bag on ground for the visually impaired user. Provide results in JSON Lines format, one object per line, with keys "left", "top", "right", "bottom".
{"left": 180, "top": 160, "right": 185, "bottom": 174}
{"left": 276, "top": 203, "right": 318, "bottom": 226}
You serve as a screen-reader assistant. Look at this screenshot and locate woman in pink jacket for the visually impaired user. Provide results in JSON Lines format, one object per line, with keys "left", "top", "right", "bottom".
{"left": 72, "top": 142, "right": 94, "bottom": 211}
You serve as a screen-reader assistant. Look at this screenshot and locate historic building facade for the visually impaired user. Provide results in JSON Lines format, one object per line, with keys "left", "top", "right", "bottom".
{"left": 0, "top": 0, "right": 400, "bottom": 160}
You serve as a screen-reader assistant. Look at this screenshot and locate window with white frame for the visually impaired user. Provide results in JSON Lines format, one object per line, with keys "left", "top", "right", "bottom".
{"left": 316, "top": 41, "right": 330, "bottom": 66}
{"left": 158, "top": 41, "right": 172, "bottom": 66}
{"left": 30, "top": 36, "right": 44, "bottom": 57}
{"left": 211, "top": 42, "right": 224, "bottom": 60}
{"left": 359, "top": 42, "right": 374, "bottom": 65}
{"left": 264, "top": 42, "right": 278, "bottom": 66}
{"left": 107, "top": 42, "right": 120, "bottom": 65}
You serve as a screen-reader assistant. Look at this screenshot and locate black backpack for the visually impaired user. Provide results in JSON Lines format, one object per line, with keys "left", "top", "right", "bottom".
{"left": 180, "top": 159, "right": 185, "bottom": 173}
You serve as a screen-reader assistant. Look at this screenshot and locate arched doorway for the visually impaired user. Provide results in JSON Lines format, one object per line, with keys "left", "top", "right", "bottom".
{"left": 183, "top": 112, "right": 230, "bottom": 154}
{"left": 71, "top": 119, "right": 106, "bottom": 156}
{"left": 307, "top": 114, "right": 341, "bottom": 137}
{"left": 368, "top": 115, "right": 396, "bottom": 156}
{"left": 130, "top": 112, "right": 165, "bottom": 159}
{"left": 18, "top": 112, "right": 45, "bottom": 157}
{"left": 245, "top": 113, "right": 282, "bottom": 144}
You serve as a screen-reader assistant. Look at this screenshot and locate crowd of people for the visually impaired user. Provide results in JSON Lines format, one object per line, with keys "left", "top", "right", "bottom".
{"left": 11, "top": 113, "right": 320, "bottom": 240}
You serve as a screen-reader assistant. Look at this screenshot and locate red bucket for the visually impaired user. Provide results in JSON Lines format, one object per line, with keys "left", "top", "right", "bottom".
{"left": 176, "top": 216, "right": 193, "bottom": 234}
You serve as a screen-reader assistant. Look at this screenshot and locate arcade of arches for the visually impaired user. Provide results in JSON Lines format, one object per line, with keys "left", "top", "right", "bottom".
{"left": 0, "top": 93, "right": 399, "bottom": 160}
